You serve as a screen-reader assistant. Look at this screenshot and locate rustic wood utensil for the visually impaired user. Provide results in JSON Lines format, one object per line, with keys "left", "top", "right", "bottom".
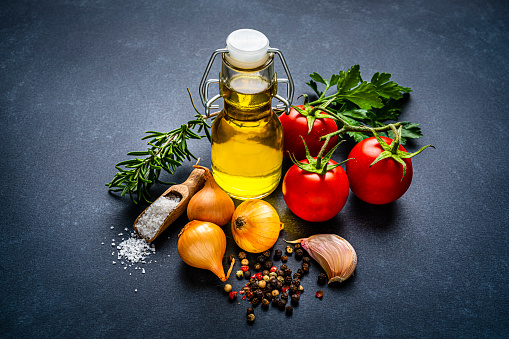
{"left": 133, "top": 167, "right": 206, "bottom": 242}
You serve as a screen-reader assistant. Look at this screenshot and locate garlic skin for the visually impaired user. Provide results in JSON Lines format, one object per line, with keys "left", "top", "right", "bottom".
{"left": 288, "top": 234, "right": 357, "bottom": 283}
{"left": 187, "top": 166, "right": 235, "bottom": 226}
{"left": 177, "top": 220, "right": 234, "bottom": 281}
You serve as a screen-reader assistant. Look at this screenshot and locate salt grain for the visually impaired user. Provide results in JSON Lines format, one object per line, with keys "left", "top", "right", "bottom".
{"left": 117, "top": 233, "right": 155, "bottom": 264}
{"left": 135, "top": 195, "right": 180, "bottom": 240}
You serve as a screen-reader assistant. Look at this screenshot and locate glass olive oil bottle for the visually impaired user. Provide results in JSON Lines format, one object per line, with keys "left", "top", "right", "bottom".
{"left": 200, "top": 29, "right": 293, "bottom": 199}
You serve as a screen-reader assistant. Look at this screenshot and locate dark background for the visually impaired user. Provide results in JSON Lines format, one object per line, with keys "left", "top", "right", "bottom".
{"left": 1, "top": 0, "right": 508, "bottom": 337}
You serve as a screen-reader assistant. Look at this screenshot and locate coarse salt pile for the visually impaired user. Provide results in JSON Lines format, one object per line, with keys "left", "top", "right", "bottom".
{"left": 117, "top": 232, "right": 155, "bottom": 264}
{"left": 135, "top": 195, "right": 180, "bottom": 240}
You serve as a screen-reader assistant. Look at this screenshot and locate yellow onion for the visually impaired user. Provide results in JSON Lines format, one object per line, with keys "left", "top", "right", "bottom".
{"left": 287, "top": 234, "right": 357, "bottom": 283}
{"left": 231, "top": 199, "right": 284, "bottom": 253}
{"left": 177, "top": 220, "right": 234, "bottom": 281}
{"left": 187, "top": 165, "right": 234, "bottom": 227}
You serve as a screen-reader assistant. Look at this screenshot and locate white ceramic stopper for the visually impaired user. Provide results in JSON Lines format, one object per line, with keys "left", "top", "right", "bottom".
{"left": 226, "top": 29, "right": 269, "bottom": 63}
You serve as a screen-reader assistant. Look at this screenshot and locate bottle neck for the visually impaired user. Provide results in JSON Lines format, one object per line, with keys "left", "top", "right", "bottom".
{"left": 220, "top": 54, "right": 276, "bottom": 121}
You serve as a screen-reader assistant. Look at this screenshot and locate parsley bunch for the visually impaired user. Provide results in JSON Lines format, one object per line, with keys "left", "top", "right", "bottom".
{"left": 305, "top": 65, "right": 421, "bottom": 144}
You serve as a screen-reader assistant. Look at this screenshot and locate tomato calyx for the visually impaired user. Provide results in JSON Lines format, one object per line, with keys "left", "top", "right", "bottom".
{"left": 293, "top": 101, "right": 333, "bottom": 135}
{"left": 288, "top": 135, "right": 348, "bottom": 175}
{"left": 370, "top": 125, "right": 435, "bottom": 180}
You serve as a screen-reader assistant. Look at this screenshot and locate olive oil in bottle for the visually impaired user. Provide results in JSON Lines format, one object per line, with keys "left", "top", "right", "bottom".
{"left": 211, "top": 73, "right": 282, "bottom": 199}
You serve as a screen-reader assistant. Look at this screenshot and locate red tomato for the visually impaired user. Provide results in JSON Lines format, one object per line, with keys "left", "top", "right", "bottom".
{"left": 346, "top": 136, "right": 413, "bottom": 205}
{"left": 282, "top": 159, "right": 350, "bottom": 222}
{"left": 279, "top": 105, "right": 339, "bottom": 160}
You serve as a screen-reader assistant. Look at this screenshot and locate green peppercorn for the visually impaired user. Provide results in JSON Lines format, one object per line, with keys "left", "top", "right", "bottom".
{"left": 254, "top": 263, "right": 262, "bottom": 271}
{"left": 236, "top": 270, "right": 244, "bottom": 279}
{"left": 224, "top": 284, "right": 233, "bottom": 293}
{"left": 286, "top": 305, "right": 293, "bottom": 315}
{"left": 261, "top": 298, "right": 270, "bottom": 309}
{"left": 263, "top": 275, "right": 270, "bottom": 282}
{"left": 269, "top": 272, "right": 277, "bottom": 278}
{"left": 277, "top": 276, "right": 284, "bottom": 284}
{"left": 285, "top": 245, "right": 293, "bottom": 255}
{"left": 241, "top": 258, "right": 249, "bottom": 266}
{"left": 238, "top": 252, "right": 247, "bottom": 260}
{"left": 247, "top": 313, "right": 255, "bottom": 322}
{"left": 318, "top": 273, "right": 327, "bottom": 285}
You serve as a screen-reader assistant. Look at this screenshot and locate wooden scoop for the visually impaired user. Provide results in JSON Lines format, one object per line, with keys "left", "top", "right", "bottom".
{"left": 133, "top": 167, "right": 206, "bottom": 242}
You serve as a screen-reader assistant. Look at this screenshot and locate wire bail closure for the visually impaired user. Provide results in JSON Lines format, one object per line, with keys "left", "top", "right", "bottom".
{"left": 199, "top": 48, "right": 294, "bottom": 116}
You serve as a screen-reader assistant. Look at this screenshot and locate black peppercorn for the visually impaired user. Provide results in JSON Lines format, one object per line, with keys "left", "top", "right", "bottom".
{"left": 281, "top": 255, "right": 288, "bottom": 262}
{"left": 273, "top": 249, "right": 282, "bottom": 260}
{"left": 289, "top": 284, "right": 298, "bottom": 294}
{"left": 262, "top": 269, "right": 270, "bottom": 276}
{"left": 276, "top": 269, "right": 284, "bottom": 277}
{"left": 261, "top": 298, "right": 270, "bottom": 309}
{"left": 264, "top": 292, "right": 272, "bottom": 302}
{"left": 251, "top": 297, "right": 260, "bottom": 306}
{"left": 278, "top": 299, "right": 286, "bottom": 310}
{"left": 286, "top": 305, "right": 293, "bottom": 315}
{"left": 244, "top": 270, "right": 251, "bottom": 279}
{"left": 246, "top": 307, "right": 254, "bottom": 315}
{"left": 264, "top": 260, "right": 273, "bottom": 269}
{"left": 254, "top": 289, "right": 263, "bottom": 300}
{"left": 238, "top": 252, "right": 247, "bottom": 260}
{"left": 280, "top": 292, "right": 289, "bottom": 300}
{"left": 285, "top": 268, "right": 293, "bottom": 277}
{"left": 280, "top": 264, "right": 288, "bottom": 271}
{"left": 297, "top": 268, "right": 304, "bottom": 276}
{"left": 294, "top": 243, "right": 301, "bottom": 250}
{"left": 262, "top": 250, "right": 271, "bottom": 258}
{"left": 318, "top": 273, "right": 327, "bottom": 285}
{"left": 292, "top": 278, "right": 301, "bottom": 287}
{"left": 295, "top": 248, "right": 304, "bottom": 260}
{"left": 284, "top": 276, "right": 292, "bottom": 285}
{"left": 276, "top": 281, "right": 283, "bottom": 291}
{"left": 254, "top": 262, "right": 262, "bottom": 271}
{"left": 291, "top": 293, "right": 300, "bottom": 305}
{"left": 257, "top": 255, "right": 266, "bottom": 263}
{"left": 302, "top": 263, "right": 310, "bottom": 273}
{"left": 302, "top": 256, "right": 311, "bottom": 264}
{"left": 293, "top": 272, "right": 301, "bottom": 280}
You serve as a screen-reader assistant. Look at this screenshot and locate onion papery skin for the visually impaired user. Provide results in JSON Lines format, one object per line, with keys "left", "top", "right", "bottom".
{"left": 177, "top": 220, "right": 232, "bottom": 281}
{"left": 231, "top": 199, "right": 284, "bottom": 253}
{"left": 187, "top": 167, "right": 235, "bottom": 227}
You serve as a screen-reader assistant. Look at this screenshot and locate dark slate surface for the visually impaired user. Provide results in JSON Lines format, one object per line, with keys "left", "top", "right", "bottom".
{"left": 1, "top": 0, "right": 508, "bottom": 337}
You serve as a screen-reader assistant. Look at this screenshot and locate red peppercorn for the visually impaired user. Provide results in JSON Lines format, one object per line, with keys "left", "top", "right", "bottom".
{"left": 270, "top": 266, "right": 277, "bottom": 273}
{"left": 316, "top": 290, "right": 324, "bottom": 299}
{"left": 241, "top": 265, "right": 249, "bottom": 272}
{"left": 229, "top": 291, "right": 237, "bottom": 300}
{"left": 256, "top": 272, "right": 263, "bottom": 280}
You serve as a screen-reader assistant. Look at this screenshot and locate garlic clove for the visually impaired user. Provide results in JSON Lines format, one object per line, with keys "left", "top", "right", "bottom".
{"left": 287, "top": 234, "right": 357, "bottom": 283}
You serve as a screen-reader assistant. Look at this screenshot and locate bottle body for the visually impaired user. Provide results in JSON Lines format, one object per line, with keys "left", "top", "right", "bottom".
{"left": 210, "top": 55, "right": 283, "bottom": 199}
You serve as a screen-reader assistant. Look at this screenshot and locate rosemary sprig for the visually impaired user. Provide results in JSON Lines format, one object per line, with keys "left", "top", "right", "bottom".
{"left": 105, "top": 113, "right": 212, "bottom": 204}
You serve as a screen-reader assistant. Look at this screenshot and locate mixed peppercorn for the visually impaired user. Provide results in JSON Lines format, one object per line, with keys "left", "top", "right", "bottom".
{"left": 225, "top": 243, "right": 327, "bottom": 323}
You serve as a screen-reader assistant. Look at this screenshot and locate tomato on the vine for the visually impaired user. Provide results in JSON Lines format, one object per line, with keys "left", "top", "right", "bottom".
{"left": 279, "top": 105, "right": 338, "bottom": 160}
{"left": 283, "top": 158, "right": 349, "bottom": 222}
{"left": 346, "top": 134, "right": 429, "bottom": 205}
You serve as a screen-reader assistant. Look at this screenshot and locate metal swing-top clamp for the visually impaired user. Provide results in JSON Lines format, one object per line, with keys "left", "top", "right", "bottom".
{"left": 199, "top": 39, "right": 294, "bottom": 117}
